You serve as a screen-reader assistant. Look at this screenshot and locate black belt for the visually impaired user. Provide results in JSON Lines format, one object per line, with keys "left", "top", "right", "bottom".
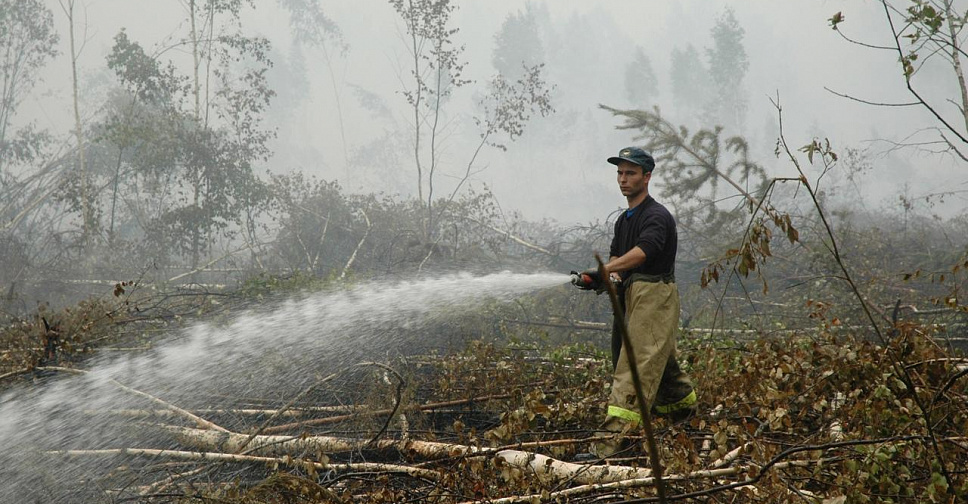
{"left": 627, "top": 272, "right": 676, "bottom": 284}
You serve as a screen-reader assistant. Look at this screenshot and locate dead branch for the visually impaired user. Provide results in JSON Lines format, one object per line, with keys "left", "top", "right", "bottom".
{"left": 597, "top": 253, "right": 667, "bottom": 503}
{"left": 0, "top": 368, "right": 31, "bottom": 381}
{"left": 340, "top": 208, "right": 370, "bottom": 279}
{"left": 905, "top": 357, "right": 968, "bottom": 369}
{"left": 45, "top": 448, "right": 442, "bottom": 480}
{"left": 935, "top": 367, "right": 968, "bottom": 402}
{"left": 461, "top": 215, "right": 554, "bottom": 256}
{"left": 491, "top": 448, "right": 652, "bottom": 485}
{"left": 614, "top": 436, "right": 924, "bottom": 503}
{"left": 85, "top": 406, "right": 361, "bottom": 419}
{"left": 167, "top": 244, "right": 252, "bottom": 283}
{"left": 363, "top": 361, "right": 406, "bottom": 446}
{"left": 502, "top": 319, "right": 610, "bottom": 332}
{"left": 488, "top": 457, "right": 852, "bottom": 504}
{"left": 236, "top": 370, "right": 341, "bottom": 454}
{"left": 708, "top": 442, "right": 751, "bottom": 469}
{"left": 35, "top": 366, "right": 227, "bottom": 432}
{"left": 141, "top": 466, "right": 208, "bottom": 496}
{"left": 263, "top": 391, "right": 516, "bottom": 434}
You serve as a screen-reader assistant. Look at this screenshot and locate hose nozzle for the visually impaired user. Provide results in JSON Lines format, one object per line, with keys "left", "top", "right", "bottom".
{"left": 570, "top": 270, "right": 599, "bottom": 290}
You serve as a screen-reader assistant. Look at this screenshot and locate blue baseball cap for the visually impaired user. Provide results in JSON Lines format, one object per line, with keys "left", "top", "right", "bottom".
{"left": 607, "top": 146, "right": 655, "bottom": 172}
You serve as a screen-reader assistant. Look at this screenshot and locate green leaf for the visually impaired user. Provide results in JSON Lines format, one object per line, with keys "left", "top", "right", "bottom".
{"left": 902, "top": 56, "right": 915, "bottom": 78}
{"left": 829, "top": 11, "right": 845, "bottom": 30}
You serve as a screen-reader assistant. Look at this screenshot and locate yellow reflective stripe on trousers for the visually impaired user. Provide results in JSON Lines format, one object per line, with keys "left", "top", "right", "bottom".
{"left": 607, "top": 405, "right": 641, "bottom": 423}
{"left": 653, "top": 390, "right": 697, "bottom": 414}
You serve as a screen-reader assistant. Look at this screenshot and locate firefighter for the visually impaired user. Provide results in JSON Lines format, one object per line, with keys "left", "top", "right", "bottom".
{"left": 575, "top": 146, "right": 696, "bottom": 458}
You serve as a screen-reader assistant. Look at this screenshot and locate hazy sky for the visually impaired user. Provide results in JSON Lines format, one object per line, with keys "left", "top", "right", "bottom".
{"left": 20, "top": 0, "right": 968, "bottom": 223}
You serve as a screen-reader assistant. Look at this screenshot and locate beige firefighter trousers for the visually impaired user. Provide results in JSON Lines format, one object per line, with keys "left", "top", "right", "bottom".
{"left": 607, "top": 279, "right": 694, "bottom": 423}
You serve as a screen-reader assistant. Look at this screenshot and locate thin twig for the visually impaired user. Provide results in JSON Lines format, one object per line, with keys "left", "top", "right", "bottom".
{"left": 596, "top": 253, "right": 667, "bottom": 504}
{"left": 772, "top": 94, "right": 957, "bottom": 493}
{"left": 823, "top": 86, "right": 919, "bottom": 107}
{"left": 882, "top": 0, "right": 968, "bottom": 145}
{"left": 262, "top": 391, "right": 516, "bottom": 434}
{"left": 360, "top": 362, "right": 406, "bottom": 447}
{"left": 236, "top": 371, "right": 341, "bottom": 454}
{"left": 616, "top": 436, "right": 925, "bottom": 503}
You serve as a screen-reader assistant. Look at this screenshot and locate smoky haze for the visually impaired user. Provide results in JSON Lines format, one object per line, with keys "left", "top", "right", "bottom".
{"left": 1, "top": 0, "right": 966, "bottom": 316}
{"left": 4, "top": 4, "right": 968, "bottom": 501}
{"left": 18, "top": 0, "right": 966, "bottom": 225}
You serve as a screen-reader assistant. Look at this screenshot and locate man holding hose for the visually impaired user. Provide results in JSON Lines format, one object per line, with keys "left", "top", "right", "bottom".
{"left": 576, "top": 146, "right": 696, "bottom": 458}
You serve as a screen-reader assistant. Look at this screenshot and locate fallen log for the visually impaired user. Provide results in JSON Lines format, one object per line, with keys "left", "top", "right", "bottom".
{"left": 455, "top": 457, "right": 845, "bottom": 504}
{"left": 163, "top": 424, "right": 477, "bottom": 458}
{"left": 455, "top": 466, "right": 739, "bottom": 504}
{"left": 162, "top": 425, "right": 654, "bottom": 485}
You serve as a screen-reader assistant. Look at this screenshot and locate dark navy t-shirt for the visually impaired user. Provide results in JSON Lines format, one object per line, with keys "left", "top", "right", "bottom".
{"left": 608, "top": 196, "right": 677, "bottom": 279}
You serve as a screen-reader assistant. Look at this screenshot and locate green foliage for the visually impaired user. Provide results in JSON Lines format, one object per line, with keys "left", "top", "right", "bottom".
{"left": 106, "top": 30, "right": 184, "bottom": 105}
{"left": 68, "top": 5, "right": 278, "bottom": 268}
{"left": 905, "top": 1, "right": 946, "bottom": 42}
{"left": 829, "top": 1, "right": 968, "bottom": 156}
{"left": 828, "top": 11, "right": 845, "bottom": 30}
{"left": 0, "top": 0, "right": 59, "bottom": 172}
{"left": 389, "top": 0, "right": 553, "bottom": 242}
{"left": 389, "top": 0, "right": 469, "bottom": 111}
{"left": 475, "top": 64, "right": 554, "bottom": 153}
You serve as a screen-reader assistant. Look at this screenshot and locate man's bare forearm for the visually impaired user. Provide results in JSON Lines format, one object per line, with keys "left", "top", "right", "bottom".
{"left": 604, "top": 247, "right": 646, "bottom": 274}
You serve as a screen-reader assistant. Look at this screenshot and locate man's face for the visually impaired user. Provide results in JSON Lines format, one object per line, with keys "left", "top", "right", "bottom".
{"left": 616, "top": 161, "right": 650, "bottom": 198}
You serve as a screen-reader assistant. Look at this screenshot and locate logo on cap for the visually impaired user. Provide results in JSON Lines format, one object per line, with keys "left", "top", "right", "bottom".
{"left": 621, "top": 150, "right": 631, "bottom": 156}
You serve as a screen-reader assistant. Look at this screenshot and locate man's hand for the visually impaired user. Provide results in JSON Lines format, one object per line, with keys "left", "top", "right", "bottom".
{"left": 570, "top": 270, "right": 603, "bottom": 291}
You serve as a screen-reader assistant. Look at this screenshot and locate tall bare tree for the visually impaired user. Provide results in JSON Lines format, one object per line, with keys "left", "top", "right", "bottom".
{"left": 389, "top": 0, "right": 469, "bottom": 240}
{"left": 59, "top": 0, "right": 94, "bottom": 247}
